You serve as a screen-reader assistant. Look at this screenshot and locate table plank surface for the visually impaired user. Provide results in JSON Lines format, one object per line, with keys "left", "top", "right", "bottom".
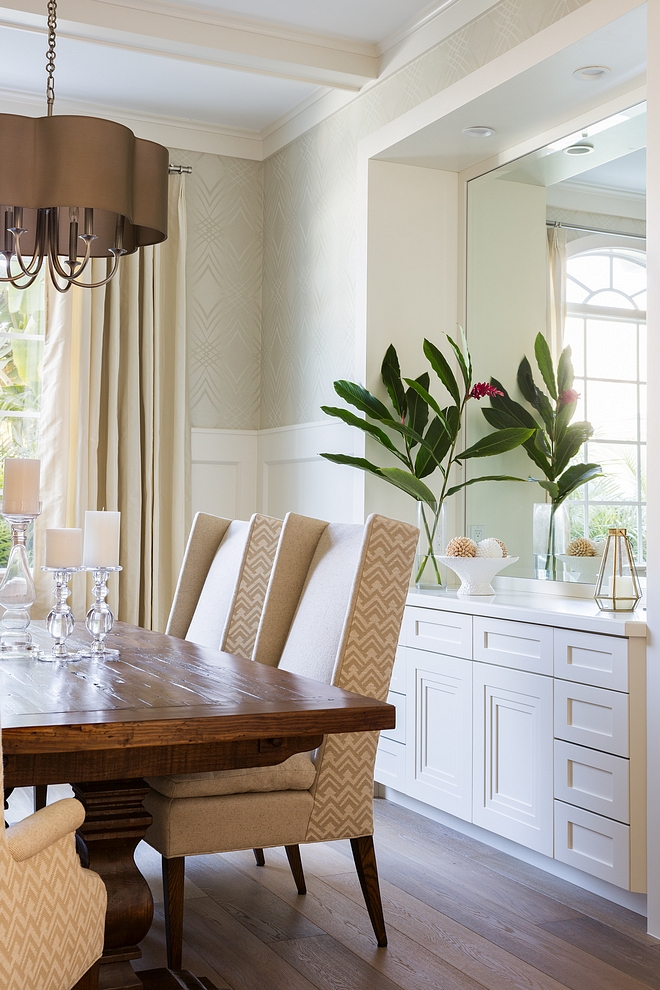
{"left": 0, "top": 622, "right": 395, "bottom": 752}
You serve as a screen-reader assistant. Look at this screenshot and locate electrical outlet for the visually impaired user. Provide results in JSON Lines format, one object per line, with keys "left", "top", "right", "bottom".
{"left": 468, "top": 524, "right": 485, "bottom": 543}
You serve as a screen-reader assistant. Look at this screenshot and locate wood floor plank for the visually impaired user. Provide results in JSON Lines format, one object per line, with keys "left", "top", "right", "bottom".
{"left": 139, "top": 905, "right": 233, "bottom": 989}
{"left": 224, "top": 849, "right": 491, "bottom": 990}
{"left": 273, "top": 934, "right": 411, "bottom": 990}
{"left": 323, "top": 870, "right": 571, "bottom": 990}
{"left": 540, "top": 917, "right": 660, "bottom": 989}
{"left": 186, "top": 853, "right": 324, "bottom": 943}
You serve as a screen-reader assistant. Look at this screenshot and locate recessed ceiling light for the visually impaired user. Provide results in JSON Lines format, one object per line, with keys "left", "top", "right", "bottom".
{"left": 565, "top": 142, "right": 595, "bottom": 156}
{"left": 573, "top": 66, "right": 611, "bottom": 81}
{"left": 462, "top": 126, "right": 495, "bottom": 138}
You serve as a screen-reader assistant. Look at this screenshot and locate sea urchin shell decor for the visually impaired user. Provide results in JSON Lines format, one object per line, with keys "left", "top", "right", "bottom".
{"left": 475, "top": 538, "right": 503, "bottom": 558}
{"left": 439, "top": 555, "right": 519, "bottom": 596}
{"left": 445, "top": 537, "right": 477, "bottom": 557}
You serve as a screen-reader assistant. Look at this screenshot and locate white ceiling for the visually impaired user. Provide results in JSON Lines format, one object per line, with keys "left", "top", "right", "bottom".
{"left": 569, "top": 147, "right": 646, "bottom": 195}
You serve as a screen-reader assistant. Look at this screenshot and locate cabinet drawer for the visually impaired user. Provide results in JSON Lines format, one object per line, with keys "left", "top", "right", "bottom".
{"left": 554, "top": 681, "right": 628, "bottom": 757}
{"left": 554, "top": 801, "right": 630, "bottom": 889}
{"left": 402, "top": 606, "right": 472, "bottom": 659}
{"left": 554, "top": 629, "right": 628, "bottom": 691}
{"left": 474, "top": 616, "right": 553, "bottom": 675}
{"left": 390, "top": 647, "right": 407, "bottom": 695}
{"left": 382, "top": 691, "right": 406, "bottom": 744}
{"left": 554, "top": 740, "right": 629, "bottom": 823}
{"left": 375, "top": 737, "right": 406, "bottom": 790}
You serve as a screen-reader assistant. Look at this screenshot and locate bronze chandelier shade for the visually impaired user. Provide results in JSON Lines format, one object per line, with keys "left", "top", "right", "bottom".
{"left": 0, "top": 113, "right": 169, "bottom": 290}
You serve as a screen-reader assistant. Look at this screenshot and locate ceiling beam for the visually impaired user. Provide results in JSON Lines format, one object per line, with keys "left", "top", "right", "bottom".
{"left": 0, "top": 0, "right": 379, "bottom": 90}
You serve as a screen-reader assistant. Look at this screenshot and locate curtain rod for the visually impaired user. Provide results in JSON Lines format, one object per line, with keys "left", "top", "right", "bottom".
{"left": 546, "top": 220, "right": 645, "bottom": 241}
{"left": 168, "top": 164, "right": 193, "bottom": 174}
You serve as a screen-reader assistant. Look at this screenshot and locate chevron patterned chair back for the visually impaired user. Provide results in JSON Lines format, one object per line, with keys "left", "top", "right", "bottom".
{"left": 146, "top": 511, "right": 418, "bottom": 966}
{"left": 166, "top": 511, "right": 283, "bottom": 658}
{"left": 0, "top": 719, "right": 107, "bottom": 990}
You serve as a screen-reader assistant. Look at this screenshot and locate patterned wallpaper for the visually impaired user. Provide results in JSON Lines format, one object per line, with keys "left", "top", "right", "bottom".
{"left": 170, "top": 148, "right": 263, "bottom": 430}
{"left": 261, "top": 0, "right": 593, "bottom": 429}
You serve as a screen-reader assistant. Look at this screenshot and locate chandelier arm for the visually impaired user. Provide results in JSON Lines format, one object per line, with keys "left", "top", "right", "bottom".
{"left": 11, "top": 214, "right": 47, "bottom": 278}
{"left": 66, "top": 235, "right": 93, "bottom": 280}
{"left": 46, "top": 251, "right": 72, "bottom": 292}
{"left": 0, "top": 257, "right": 41, "bottom": 288}
{"left": 68, "top": 251, "right": 121, "bottom": 289}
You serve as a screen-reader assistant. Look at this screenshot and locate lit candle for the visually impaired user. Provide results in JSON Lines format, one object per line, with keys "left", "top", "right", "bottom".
{"left": 607, "top": 575, "right": 635, "bottom": 598}
{"left": 2, "top": 458, "right": 41, "bottom": 515}
{"left": 45, "top": 528, "right": 83, "bottom": 568}
{"left": 83, "top": 511, "right": 120, "bottom": 568}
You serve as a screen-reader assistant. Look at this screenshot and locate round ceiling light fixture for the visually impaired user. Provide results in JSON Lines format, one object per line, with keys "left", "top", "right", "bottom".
{"left": 462, "top": 126, "right": 495, "bottom": 138}
{"left": 565, "top": 142, "right": 595, "bottom": 156}
{"left": 573, "top": 66, "right": 612, "bottom": 81}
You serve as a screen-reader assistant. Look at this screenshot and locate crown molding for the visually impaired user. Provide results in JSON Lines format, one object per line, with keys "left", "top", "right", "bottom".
{"left": 0, "top": 86, "right": 263, "bottom": 158}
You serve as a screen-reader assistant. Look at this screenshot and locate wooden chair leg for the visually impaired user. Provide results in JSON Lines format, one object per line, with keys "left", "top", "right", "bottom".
{"left": 350, "top": 835, "right": 387, "bottom": 947}
{"left": 34, "top": 785, "right": 47, "bottom": 812}
{"left": 253, "top": 848, "right": 265, "bottom": 866}
{"left": 162, "top": 856, "right": 185, "bottom": 971}
{"left": 71, "top": 960, "right": 100, "bottom": 989}
{"left": 284, "top": 844, "right": 306, "bottom": 894}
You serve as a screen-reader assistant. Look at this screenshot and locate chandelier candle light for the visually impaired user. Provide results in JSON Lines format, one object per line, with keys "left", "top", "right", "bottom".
{"left": 0, "top": 458, "right": 42, "bottom": 656}
{"left": 40, "top": 528, "right": 83, "bottom": 661}
{"left": 0, "top": 0, "right": 169, "bottom": 292}
{"left": 79, "top": 510, "right": 121, "bottom": 658}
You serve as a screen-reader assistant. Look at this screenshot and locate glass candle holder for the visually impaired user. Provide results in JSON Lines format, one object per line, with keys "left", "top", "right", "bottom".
{"left": 78, "top": 565, "right": 122, "bottom": 659}
{"left": 39, "top": 565, "right": 83, "bottom": 661}
{"left": 594, "top": 528, "right": 642, "bottom": 612}
{"left": 0, "top": 506, "right": 42, "bottom": 657}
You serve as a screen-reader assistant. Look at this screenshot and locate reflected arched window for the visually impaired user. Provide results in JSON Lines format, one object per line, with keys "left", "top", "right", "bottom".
{"left": 563, "top": 242, "right": 646, "bottom": 564}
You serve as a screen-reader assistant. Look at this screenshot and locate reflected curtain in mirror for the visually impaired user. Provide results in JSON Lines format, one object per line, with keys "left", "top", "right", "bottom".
{"left": 546, "top": 225, "right": 567, "bottom": 363}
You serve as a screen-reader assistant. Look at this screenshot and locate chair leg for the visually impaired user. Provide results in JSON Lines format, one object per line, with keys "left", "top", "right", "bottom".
{"left": 162, "top": 856, "right": 185, "bottom": 970}
{"left": 285, "top": 844, "right": 306, "bottom": 894}
{"left": 253, "top": 848, "right": 265, "bottom": 866}
{"left": 71, "top": 960, "right": 99, "bottom": 989}
{"left": 350, "top": 835, "right": 387, "bottom": 947}
{"left": 34, "top": 785, "right": 47, "bottom": 812}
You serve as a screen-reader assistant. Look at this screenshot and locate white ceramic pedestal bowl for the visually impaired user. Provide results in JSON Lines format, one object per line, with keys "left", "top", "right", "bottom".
{"left": 439, "top": 555, "right": 519, "bottom": 596}
{"left": 558, "top": 554, "right": 603, "bottom": 583}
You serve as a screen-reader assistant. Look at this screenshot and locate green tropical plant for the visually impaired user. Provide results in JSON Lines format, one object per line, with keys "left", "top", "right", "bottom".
{"left": 320, "top": 332, "right": 535, "bottom": 584}
{"left": 482, "top": 331, "right": 602, "bottom": 577}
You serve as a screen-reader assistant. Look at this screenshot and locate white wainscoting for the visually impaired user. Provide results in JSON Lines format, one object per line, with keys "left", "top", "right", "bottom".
{"left": 191, "top": 421, "right": 362, "bottom": 523}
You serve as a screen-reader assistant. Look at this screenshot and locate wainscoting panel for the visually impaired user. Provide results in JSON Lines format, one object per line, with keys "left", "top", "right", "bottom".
{"left": 191, "top": 428, "right": 258, "bottom": 520}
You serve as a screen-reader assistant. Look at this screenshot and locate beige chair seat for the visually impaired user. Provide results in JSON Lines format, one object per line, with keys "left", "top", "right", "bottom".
{"left": 147, "top": 751, "right": 316, "bottom": 799}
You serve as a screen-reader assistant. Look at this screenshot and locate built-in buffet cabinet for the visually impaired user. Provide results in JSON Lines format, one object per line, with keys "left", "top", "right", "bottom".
{"left": 376, "top": 591, "right": 647, "bottom": 893}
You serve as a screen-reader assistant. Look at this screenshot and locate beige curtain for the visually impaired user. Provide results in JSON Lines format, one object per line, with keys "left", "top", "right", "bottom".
{"left": 546, "top": 225, "right": 568, "bottom": 364}
{"left": 35, "top": 175, "right": 190, "bottom": 631}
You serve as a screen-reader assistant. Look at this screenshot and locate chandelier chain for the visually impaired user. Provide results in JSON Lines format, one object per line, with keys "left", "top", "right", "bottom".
{"left": 46, "top": 0, "right": 57, "bottom": 116}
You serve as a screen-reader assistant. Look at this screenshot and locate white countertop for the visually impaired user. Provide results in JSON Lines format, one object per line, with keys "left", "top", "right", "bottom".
{"left": 406, "top": 588, "right": 647, "bottom": 637}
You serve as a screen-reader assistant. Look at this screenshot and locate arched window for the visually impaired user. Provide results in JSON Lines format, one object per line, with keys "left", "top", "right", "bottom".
{"left": 563, "top": 239, "right": 646, "bottom": 565}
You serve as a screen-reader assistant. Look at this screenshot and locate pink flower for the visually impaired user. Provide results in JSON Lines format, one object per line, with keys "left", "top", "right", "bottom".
{"left": 469, "top": 382, "right": 504, "bottom": 400}
{"left": 559, "top": 388, "right": 580, "bottom": 405}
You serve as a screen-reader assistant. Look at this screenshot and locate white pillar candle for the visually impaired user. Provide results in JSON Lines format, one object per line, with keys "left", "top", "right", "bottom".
{"left": 83, "top": 511, "right": 121, "bottom": 568}
{"left": 2, "top": 458, "right": 41, "bottom": 515}
{"left": 45, "top": 528, "right": 83, "bottom": 568}
{"left": 607, "top": 575, "right": 635, "bottom": 598}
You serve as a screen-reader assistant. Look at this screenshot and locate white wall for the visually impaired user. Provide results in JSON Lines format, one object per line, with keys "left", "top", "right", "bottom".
{"left": 464, "top": 174, "right": 548, "bottom": 570}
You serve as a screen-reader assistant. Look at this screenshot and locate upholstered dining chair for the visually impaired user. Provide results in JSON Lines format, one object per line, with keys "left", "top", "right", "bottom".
{"left": 0, "top": 721, "right": 107, "bottom": 990}
{"left": 144, "top": 511, "right": 418, "bottom": 968}
{"left": 166, "top": 510, "right": 283, "bottom": 656}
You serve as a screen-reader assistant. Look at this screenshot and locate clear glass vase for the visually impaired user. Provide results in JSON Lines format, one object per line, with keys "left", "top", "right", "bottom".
{"left": 533, "top": 502, "right": 569, "bottom": 581}
{"left": 414, "top": 501, "right": 446, "bottom": 589}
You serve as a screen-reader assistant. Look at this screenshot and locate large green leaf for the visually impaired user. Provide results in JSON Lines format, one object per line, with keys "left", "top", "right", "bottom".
{"left": 423, "top": 338, "right": 461, "bottom": 406}
{"left": 534, "top": 332, "right": 557, "bottom": 400}
{"left": 489, "top": 379, "right": 539, "bottom": 430}
{"left": 320, "top": 406, "right": 408, "bottom": 465}
{"left": 555, "top": 395, "right": 578, "bottom": 440}
{"left": 415, "top": 409, "right": 458, "bottom": 479}
{"left": 405, "top": 372, "right": 430, "bottom": 444}
{"left": 445, "top": 475, "right": 530, "bottom": 498}
{"left": 404, "top": 378, "right": 451, "bottom": 433}
{"left": 556, "top": 462, "right": 603, "bottom": 502}
{"left": 446, "top": 334, "right": 471, "bottom": 391}
{"left": 534, "top": 479, "right": 560, "bottom": 499}
{"left": 380, "top": 467, "right": 437, "bottom": 505}
{"left": 557, "top": 345, "right": 574, "bottom": 395}
{"left": 517, "top": 356, "right": 538, "bottom": 407}
{"left": 334, "top": 380, "right": 392, "bottom": 423}
{"left": 555, "top": 421, "right": 594, "bottom": 476}
{"left": 381, "top": 344, "right": 407, "bottom": 418}
{"left": 456, "top": 427, "right": 534, "bottom": 461}
{"left": 483, "top": 385, "right": 552, "bottom": 477}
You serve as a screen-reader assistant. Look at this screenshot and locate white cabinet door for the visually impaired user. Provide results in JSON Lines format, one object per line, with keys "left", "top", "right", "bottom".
{"left": 406, "top": 650, "right": 472, "bottom": 821}
{"left": 473, "top": 662, "right": 553, "bottom": 855}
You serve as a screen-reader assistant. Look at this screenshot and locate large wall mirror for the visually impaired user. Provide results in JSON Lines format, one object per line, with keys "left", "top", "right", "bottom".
{"left": 465, "top": 103, "right": 646, "bottom": 584}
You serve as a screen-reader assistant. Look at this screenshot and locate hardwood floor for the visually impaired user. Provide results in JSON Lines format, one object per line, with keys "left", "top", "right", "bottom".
{"left": 6, "top": 786, "right": 658, "bottom": 989}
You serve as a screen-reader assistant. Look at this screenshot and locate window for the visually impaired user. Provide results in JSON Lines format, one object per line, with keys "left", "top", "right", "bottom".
{"left": 563, "top": 242, "right": 646, "bottom": 564}
{"left": 0, "top": 272, "right": 46, "bottom": 566}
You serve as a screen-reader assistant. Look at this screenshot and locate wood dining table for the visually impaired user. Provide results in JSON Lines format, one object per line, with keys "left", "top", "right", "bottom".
{"left": 0, "top": 621, "right": 395, "bottom": 990}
